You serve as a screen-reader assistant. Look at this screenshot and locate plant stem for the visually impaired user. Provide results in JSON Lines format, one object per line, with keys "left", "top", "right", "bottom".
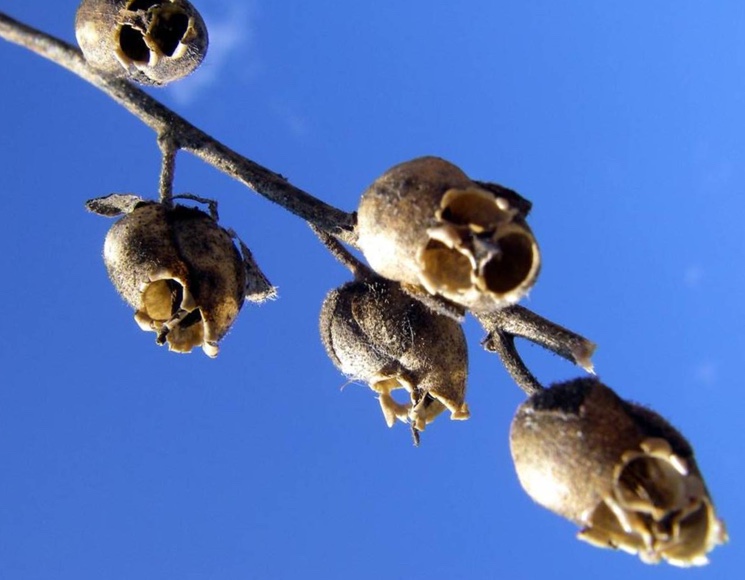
{"left": 2, "top": 9, "right": 598, "bottom": 401}
{"left": 158, "top": 135, "right": 177, "bottom": 206}
{"left": 0, "top": 11, "right": 357, "bottom": 245}
{"left": 310, "top": 225, "right": 372, "bottom": 278}
{"left": 477, "top": 306, "right": 596, "bottom": 396}
{"left": 478, "top": 306, "right": 596, "bottom": 372}
{"left": 483, "top": 330, "right": 544, "bottom": 396}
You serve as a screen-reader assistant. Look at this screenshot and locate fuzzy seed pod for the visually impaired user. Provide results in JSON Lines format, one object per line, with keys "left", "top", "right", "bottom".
{"left": 510, "top": 378, "right": 727, "bottom": 567}
{"left": 88, "top": 194, "right": 274, "bottom": 356}
{"left": 357, "top": 157, "right": 540, "bottom": 313}
{"left": 75, "top": 0, "right": 208, "bottom": 86}
{"left": 320, "top": 276, "right": 469, "bottom": 432}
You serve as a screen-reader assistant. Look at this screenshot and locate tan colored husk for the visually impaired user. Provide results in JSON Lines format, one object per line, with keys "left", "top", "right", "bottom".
{"left": 75, "top": 0, "right": 208, "bottom": 86}
{"left": 319, "top": 278, "right": 469, "bottom": 431}
{"left": 357, "top": 157, "right": 540, "bottom": 312}
{"left": 510, "top": 378, "right": 727, "bottom": 567}
{"left": 103, "top": 202, "right": 246, "bottom": 356}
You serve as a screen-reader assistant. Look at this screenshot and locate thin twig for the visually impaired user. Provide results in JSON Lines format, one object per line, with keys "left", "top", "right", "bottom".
{"left": 157, "top": 135, "right": 177, "bottom": 206}
{"left": 310, "top": 224, "right": 372, "bottom": 278}
{"left": 483, "top": 330, "right": 544, "bottom": 396}
{"left": 0, "top": 11, "right": 357, "bottom": 245}
{"left": 477, "top": 306, "right": 596, "bottom": 373}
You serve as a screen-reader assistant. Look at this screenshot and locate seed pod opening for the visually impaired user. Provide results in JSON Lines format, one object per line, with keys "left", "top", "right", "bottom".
{"left": 357, "top": 157, "right": 540, "bottom": 313}
{"left": 100, "top": 200, "right": 267, "bottom": 356}
{"left": 509, "top": 378, "right": 727, "bottom": 567}
{"left": 319, "top": 277, "right": 469, "bottom": 432}
{"left": 75, "top": 0, "right": 208, "bottom": 86}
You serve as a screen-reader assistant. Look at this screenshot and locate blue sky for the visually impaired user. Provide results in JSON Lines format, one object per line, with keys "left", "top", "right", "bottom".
{"left": 1, "top": 1, "right": 743, "bottom": 578}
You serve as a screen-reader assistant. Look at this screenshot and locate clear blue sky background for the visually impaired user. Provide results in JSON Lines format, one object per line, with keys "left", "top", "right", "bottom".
{"left": 1, "top": 1, "right": 743, "bottom": 578}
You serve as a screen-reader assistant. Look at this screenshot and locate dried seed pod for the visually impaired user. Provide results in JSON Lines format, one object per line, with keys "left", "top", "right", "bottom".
{"left": 75, "top": 0, "right": 208, "bottom": 86}
{"left": 510, "top": 378, "right": 727, "bottom": 567}
{"left": 320, "top": 276, "right": 469, "bottom": 432}
{"left": 357, "top": 157, "right": 540, "bottom": 313}
{"left": 92, "top": 197, "right": 273, "bottom": 356}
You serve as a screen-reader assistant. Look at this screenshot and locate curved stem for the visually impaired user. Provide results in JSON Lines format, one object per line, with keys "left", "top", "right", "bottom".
{"left": 477, "top": 307, "right": 596, "bottom": 396}
{"left": 0, "top": 11, "right": 357, "bottom": 245}
{"left": 483, "top": 330, "right": 543, "bottom": 396}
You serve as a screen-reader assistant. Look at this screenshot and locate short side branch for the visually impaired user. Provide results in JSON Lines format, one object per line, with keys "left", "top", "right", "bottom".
{"left": 158, "top": 135, "right": 177, "bottom": 205}
{"left": 483, "top": 330, "right": 543, "bottom": 396}
{"left": 478, "top": 306, "right": 596, "bottom": 372}
{"left": 311, "top": 225, "right": 372, "bottom": 278}
{"left": 478, "top": 306, "right": 596, "bottom": 396}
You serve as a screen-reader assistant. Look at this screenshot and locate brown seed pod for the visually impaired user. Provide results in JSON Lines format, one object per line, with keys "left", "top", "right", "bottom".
{"left": 75, "top": 0, "right": 209, "bottom": 86}
{"left": 510, "top": 378, "right": 727, "bottom": 567}
{"left": 356, "top": 156, "right": 540, "bottom": 313}
{"left": 320, "top": 276, "right": 470, "bottom": 432}
{"left": 94, "top": 197, "right": 273, "bottom": 356}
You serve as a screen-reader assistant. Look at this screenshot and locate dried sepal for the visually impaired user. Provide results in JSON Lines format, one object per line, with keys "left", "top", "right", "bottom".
{"left": 75, "top": 0, "right": 209, "bottom": 86}
{"left": 101, "top": 200, "right": 271, "bottom": 356}
{"left": 236, "top": 237, "right": 277, "bottom": 303}
{"left": 510, "top": 378, "right": 727, "bottom": 566}
{"left": 472, "top": 180, "right": 533, "bottom": 217}
{"left": 357, "top": 157, "right": 540, "bottom": 313}
{"left": 319, "top": 276, "right": 469, "bottom": 433}
{"left": 85, "top": 193, "right": 146, "bottom": 217}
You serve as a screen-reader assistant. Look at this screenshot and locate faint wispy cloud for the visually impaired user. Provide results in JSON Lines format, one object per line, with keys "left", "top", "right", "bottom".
{"left": 683, "top": 264, "right": 704, "bottom": 288}
{"left": 700, "top": 159, "right": 735, "bottom": 192}
{"left": 167, "top": 1, "right": 259, "bottom": 106}
{"left": 271, "top": 101, "right": 311, "bottom": 140}
{"left": 693, "top": 360, "right": 718, "bottom": 386}
{"left": 692, "top": 142, "right": 738, "bottom": 193}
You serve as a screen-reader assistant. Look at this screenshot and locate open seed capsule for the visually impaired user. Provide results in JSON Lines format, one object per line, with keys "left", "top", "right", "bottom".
{"left": 75, "top": 0, "right": 209, "bottom": 85}
{"left": 357, "top": 156, "right": 540, "bottom": 313}
{"left": 510, "top": 378, "right": 727, "bottom": 567}
{"left": 98, "top": 199, "right": 269, "bottom": 356}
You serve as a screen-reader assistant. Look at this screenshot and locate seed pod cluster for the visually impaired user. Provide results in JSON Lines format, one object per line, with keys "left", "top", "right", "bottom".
{"left": 357, "top": 157, "right": 540, "bottom": 313}
{"left": 89, "top": 195, "right": 273, "bottom": 357}
{"left": 75, "top": 0, "right": 208, "bottom": 85}
{"left": 510, "top": 378, "right": 727, "bottom": 567}
{"left": 320, "top": 276, "right": 470, "bottom": 432}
